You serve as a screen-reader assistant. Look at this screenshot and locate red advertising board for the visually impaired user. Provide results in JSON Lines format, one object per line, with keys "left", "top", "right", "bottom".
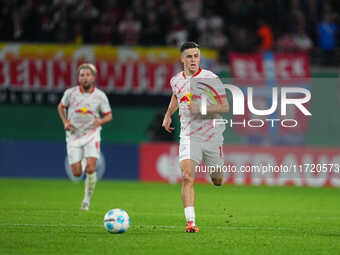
{"left": 274, "top": 53, "right": 310, "bottom": 85}
{"left": 0, "top": 58, "right": 179, "bottom": 93}
{"left": 0, "top": 43, "right": 216, "bottom": 94}
{"left": 229, "top": 52, "right": 310, "bottom": 85}
{"left": 140, "top": 143, "right": 340, "bottom": 187}
{"left": 229, "top": 53, "right": 266, "bottom": 86}
{"left": 228, "top": 52, "right": 311, "bottom": 138}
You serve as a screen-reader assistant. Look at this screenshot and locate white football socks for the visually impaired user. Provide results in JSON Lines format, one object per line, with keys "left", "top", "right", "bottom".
{"left": 184, "top": 206, "right": 196, "bottom": 224}
{"left": 84, "top": 172, "right": 97, "bottom": 203}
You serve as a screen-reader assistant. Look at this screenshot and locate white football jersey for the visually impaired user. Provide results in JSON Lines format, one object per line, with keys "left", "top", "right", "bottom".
{"left": 60, "top": 86, "right": 111, "bottom": 147}
{"left": 170, "top": 68, "right": 226, "bottom": 142}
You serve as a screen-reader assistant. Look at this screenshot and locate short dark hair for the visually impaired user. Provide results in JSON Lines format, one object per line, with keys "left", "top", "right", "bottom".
{"left": 180, "top": 42, "right": 199, "bottom": 53}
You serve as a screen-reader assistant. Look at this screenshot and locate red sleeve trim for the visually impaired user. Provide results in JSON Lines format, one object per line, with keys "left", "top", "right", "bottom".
{"left": 102, "top": 111, "right": 112, "bottom": 116}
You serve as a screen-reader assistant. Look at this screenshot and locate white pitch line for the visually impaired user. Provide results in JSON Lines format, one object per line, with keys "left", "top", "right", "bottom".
{"left": 0, "top": 223, "right": 99, "bottom": 228}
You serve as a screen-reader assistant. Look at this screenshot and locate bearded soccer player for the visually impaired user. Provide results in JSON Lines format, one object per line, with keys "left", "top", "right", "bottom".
{"left": 57, "top": 63, "right": 112, "bottom": 211}
{"left": 162, "top": 42, "right": 229, "bottom": 232}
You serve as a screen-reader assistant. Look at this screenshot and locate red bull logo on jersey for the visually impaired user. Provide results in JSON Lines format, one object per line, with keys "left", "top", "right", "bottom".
{"left": 179, "top": 93, "right": 192, "bottom": 104}
{"left": 75, "top": 107, "right": 94, "bottom": 115}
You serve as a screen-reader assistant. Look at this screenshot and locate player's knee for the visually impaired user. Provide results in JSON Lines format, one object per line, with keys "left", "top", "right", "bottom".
{"left": 182, "top": 172, "right": 194, "bottom": 186}
{"left": 85, "top": 165, "right": 96, "bottom": 174}
{"left": 72, "top": 168, "right": 82, "bottom": 177}
{"left": 71, "top": 164, "right": 82, "bottom": 177}
{"left": 212, "top": 178, "right": 223, "bottom": 186}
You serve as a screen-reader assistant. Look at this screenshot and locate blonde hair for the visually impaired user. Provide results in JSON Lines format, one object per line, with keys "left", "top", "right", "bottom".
{"left": 77, "top": 63, "right": 97, "bottom": 76}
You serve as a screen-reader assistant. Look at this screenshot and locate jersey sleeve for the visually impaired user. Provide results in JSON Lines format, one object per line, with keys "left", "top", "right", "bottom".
{"left": 100, "top": 93, "right": 112, "bottom": 116}
{"left": 60, "top": 89, "right": 70, "bottom": 107}
{"left": 170, "top": 76, "right": 176, "bottom": 95}
{"left": 208, "top": 71, "right": 227, "bottom": 102}
{"left": 215, "top": 76, "right": 227, "bottom": 101}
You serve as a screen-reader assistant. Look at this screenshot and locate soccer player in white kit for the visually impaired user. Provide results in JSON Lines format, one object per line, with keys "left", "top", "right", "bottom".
{"left": 57, "top": 63, "right": 112, "bottom": 211}
{"left": 162, "top": 42, "right": 229, "bottom": 232}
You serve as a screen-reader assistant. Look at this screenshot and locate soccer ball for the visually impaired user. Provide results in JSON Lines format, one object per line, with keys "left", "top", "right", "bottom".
{"left": 104, "top": 208, "right": 130, "bottom": 233}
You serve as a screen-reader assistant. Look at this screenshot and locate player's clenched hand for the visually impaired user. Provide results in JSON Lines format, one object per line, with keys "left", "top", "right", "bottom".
{"left": 64, "top": 120, "right": 73, "bottom": 131}
{"left": 188, "top": 103, "right": 200, "bottom": 114}
{"left": 162, "top": 114, "right": 175, "bottom": 133}
{"left": 93, "top": 117, "right": 103, "bottom": 128}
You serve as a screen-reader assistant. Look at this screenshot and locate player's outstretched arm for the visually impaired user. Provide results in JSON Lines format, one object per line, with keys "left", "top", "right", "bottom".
{"left": 162, "top": 94, "right": 178, "bottom": 133}
{"left": 206, "top": 96, "right": 229, "bottom": 114}
{"left": 189, "top": 96, "right": 229, "bottom": 115}
{"left": 93, "top": 113, "right": 112, "bottom": 128}
{"left": 57, "top": 102, "right": 73, "bottom": 131}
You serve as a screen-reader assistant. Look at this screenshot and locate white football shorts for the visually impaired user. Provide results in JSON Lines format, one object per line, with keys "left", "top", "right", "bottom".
{"left": 67, "top": 139, "right": 100, "bottom": 165}
{"left": 179, "top": 137, "right": 224, "bottom": 167}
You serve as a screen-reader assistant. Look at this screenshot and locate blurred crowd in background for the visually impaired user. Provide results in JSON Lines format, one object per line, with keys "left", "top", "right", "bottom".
{"left": 0, "top": 0, "right": 339, "bottom": 65}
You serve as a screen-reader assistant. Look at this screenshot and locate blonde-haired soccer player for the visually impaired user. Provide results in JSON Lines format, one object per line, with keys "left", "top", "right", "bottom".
{"left": 162, "top": 42, "right": 229, "bottom": 232}
{"left": 58, "top": 63, "right": 112, "bottom": 210}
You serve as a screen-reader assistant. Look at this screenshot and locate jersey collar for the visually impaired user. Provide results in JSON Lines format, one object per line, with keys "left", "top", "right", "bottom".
{"left": 79, "top": 85, "right": 95, "bottom": 94}
{"left": 182, "top": 68, "right": 202, "bottom": 79}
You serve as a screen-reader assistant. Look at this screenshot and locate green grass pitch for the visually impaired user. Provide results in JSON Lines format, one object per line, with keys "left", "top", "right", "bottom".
{"left": 1, "top": 178, "right": 340, "bottom": 255}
